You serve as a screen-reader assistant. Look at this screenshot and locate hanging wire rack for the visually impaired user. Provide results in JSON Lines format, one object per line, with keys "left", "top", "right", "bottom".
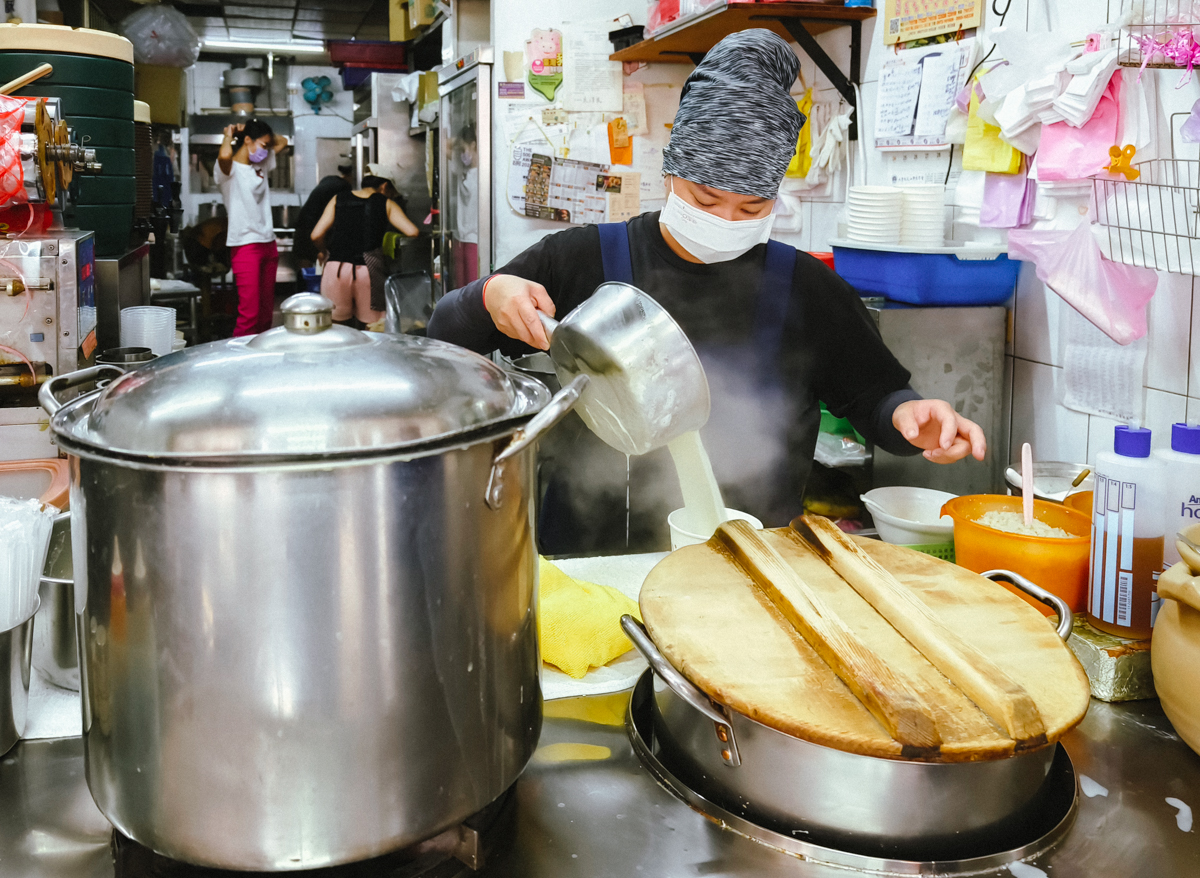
{"left": 1093, "top": 159, "right": 1200, "bottom": 276}
{"left": 1109, "top": 0, "right": 1200, "bottom": 68}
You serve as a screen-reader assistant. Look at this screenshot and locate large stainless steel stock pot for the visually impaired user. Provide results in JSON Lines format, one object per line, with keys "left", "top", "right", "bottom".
{"left": 40, "top": 294, "right": 585, "bottom": 871}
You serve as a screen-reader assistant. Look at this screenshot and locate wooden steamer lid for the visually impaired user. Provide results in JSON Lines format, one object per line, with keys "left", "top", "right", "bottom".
{"left": 0, "top": 23, "right": 134, "bottom": 64}
{"left": 639, "top": 523, "right": 1091, "bottom": 763}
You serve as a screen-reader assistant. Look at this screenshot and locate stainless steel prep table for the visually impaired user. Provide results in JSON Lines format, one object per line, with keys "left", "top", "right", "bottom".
{"left": 3, "top": 692, "right": 1199, "bottom": 877}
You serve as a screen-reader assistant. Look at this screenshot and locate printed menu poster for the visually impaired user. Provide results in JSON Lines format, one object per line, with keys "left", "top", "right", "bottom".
{"left": 508, "top": 145, "right": 608, "bottom": 224}
{"left": 883, "top": 0, "right": 982, "bottom": 46}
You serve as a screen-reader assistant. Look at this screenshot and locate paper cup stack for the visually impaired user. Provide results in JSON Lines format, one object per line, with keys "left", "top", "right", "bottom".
{"left": 899, "top": 184, "right": 946, "bottom": 247}
{"left": 120, "top": 306, "right": 176, "bottom": 356}
{"left": 847, "top": 186, "right": 904, "bottom": 245}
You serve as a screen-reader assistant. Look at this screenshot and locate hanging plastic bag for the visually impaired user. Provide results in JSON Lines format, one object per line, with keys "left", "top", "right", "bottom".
{"left": 1036, "top": 72, "right": 1121, "bottom": 181}
{"left": 0, "top": 95, "right": 26, "bottom": 212}
{"left": 119, "top": 5, "right": 201, "bottom": 68}
{"left": 1008, "top": 220, "right": 1158, "bottom": 345}
{"left": 785, "top": 88, "right": 814, "bottom": 178}
{"left": 980, "top": 159, "right": 1034, "bottom": 228}
{"left": 962, "top": 83, "right": 1021, "bottom": 174}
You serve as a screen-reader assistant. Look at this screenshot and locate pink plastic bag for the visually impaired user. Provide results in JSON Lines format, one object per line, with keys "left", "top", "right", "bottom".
{"left": 1037, "top": 73, "right": 1121, "bottom": 182}
{"left": 0, "top": 94, "right": 26, "bottom": 212}
{"left": 1008, "top": 221, "right": 1157, "bottom": 344}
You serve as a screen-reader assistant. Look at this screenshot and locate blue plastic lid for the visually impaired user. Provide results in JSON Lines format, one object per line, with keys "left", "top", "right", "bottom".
{"left": 1114, "top": 425, "right": 1152, "bottom": 458}
{"left": 1172, "top": 423, "right": 1200, "bottom": 454}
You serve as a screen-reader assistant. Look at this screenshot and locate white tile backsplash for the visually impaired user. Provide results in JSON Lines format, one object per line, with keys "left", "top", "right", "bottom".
{"left": 1146, "top": 390, "right": 1189, "bottom": 450}
{"left": 1146, "top": 273, "right": 1192, "bottom": 395}
{"left": 1086, "top": 413, "right": 1123, "bottom": 465}
{"left": 1011, "top": 358, "right": 1090, "bottom": 463}
{"left": 1013, "top": 262, "right": 1059, "bottom": 366}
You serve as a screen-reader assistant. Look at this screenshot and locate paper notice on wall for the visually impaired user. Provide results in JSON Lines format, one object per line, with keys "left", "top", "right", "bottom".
{"left": 604, "top": 172, "right": 641, "bottom": 222}
{"left": 561, "top": 19, "right": 623, "bottom": 112}
{"left": 621, "top": 82, "right": 649, "bottom": 136}
{"left": 875, "top": 39, "right": 976, "bottom": 150}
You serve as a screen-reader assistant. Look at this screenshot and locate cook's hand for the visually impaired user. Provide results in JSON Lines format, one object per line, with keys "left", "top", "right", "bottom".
{"left": 893, "top": 399, "right": 986, "bottom": 464}
{"left": 482, "top": 274, "right": 555, "bottom": 350}
{"left": 222, "top": 123, "right": 244, "bottom": 140}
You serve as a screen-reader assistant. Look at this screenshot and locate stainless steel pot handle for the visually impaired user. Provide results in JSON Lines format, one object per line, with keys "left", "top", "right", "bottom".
{"left": 38, "top": 365, "right": 125, "bottom": 416}
{"left": 620, "top": 615, "right": 742, "bottom": 767}
{"left": 982, "top": 569, "right": 1073, "bottom": 641}
{"left": 485, "top": 375, "right": 588, "bottom": 510}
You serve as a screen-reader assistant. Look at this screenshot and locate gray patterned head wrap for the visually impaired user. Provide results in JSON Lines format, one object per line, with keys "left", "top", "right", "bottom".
{"left": 661, "top": 29, "right": 805, "bottom": 200}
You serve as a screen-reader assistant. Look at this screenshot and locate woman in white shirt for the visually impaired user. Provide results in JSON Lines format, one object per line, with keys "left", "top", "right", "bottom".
{"left": 216, "top": 119, "right": 287, "bottom": 336}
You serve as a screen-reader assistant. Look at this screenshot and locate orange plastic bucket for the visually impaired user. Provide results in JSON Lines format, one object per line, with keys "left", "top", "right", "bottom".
{"left": 1063, "top": 490, "right": 1092, "bottom": 517}
{"left": 941, "top": 494, "right": 1091, "bottom": 615}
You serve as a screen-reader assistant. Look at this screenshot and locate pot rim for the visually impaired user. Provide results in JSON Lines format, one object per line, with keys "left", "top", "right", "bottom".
{"left": 51, "top": 411, "right": 532, "bottom": 473}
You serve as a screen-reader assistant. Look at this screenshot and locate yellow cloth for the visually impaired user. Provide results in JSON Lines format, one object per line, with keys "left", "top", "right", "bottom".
{"left": 538, "top": 557, "right": 641, "bottom": 679}
{"left": 962, "top": 86, "right": 1021, "bottom": 174}
{"left": 785, "top": 90, "right": 814, "bottom": 178}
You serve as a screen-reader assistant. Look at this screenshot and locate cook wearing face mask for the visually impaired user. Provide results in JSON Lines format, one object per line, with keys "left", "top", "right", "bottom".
{"left": 428, "top": 29, "right": 985, "bottom": 555}
{"left": 216, "top": 118, "right": 288, "bottom": 336}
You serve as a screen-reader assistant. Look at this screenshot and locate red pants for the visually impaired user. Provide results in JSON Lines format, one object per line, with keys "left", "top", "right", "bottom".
{"left": 231, "top": 240, "right": 279, "bottom": 336}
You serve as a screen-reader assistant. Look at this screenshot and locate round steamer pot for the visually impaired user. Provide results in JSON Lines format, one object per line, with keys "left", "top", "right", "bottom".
{"left": 0, "top": 52, "right": 134, "bottom": 91}
{"left": 40, "top": 295, "right": 587, "bottom": 871}
{"left": 621, "top": 573, "right": 1074, "bottom": 855}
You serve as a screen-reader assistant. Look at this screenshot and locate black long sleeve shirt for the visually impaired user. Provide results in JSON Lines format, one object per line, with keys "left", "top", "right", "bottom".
{"left": 429, "top": 212, "right": 919, "bottom": 552}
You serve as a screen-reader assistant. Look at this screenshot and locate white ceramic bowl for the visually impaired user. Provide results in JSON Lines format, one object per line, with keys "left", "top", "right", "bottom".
{"left": 861, "top": 486, "right": 958, "bottom": 545}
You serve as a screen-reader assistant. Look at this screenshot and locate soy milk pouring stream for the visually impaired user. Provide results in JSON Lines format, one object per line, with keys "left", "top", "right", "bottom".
{"left": 537, "top": 282, "right": 729, "bottom": 539}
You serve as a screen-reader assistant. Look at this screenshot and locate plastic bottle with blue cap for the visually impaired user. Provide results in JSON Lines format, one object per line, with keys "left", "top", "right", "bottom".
{"left": 1154, "top": 423, "right": 1200, "bottom": 572}
{"left": 1088, "top": 425, "right": 1165, "bottom": 640}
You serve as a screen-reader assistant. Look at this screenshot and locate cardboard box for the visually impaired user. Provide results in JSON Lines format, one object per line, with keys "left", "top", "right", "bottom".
{"left": 389, "top": 0, "right": 417, "bottom": 41}
{"left": 418, "top": 70, "right": 439, "bottom": 111}
{"left": 134, "top": 64, "right": 184, "bottom": 126}
{"left": 409, "top": 0, "right": 439, "bottom": 29}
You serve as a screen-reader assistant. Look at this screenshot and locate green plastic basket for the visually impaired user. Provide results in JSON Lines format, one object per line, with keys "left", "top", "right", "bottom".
{"left": 902, "top": 542, "right": 956, "bottom": 563}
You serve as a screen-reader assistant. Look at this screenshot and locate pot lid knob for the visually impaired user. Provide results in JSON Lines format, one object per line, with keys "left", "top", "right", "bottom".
{"left": 282, "top": 293, "right": 334, "bottom": 334}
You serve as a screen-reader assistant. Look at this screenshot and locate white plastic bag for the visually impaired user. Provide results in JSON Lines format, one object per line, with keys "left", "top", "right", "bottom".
{"left": 120, "top": 4, "right": 201, "bottom": 68}
{"left": 1008, "top": 221, "right": 1158, "bottom": 344}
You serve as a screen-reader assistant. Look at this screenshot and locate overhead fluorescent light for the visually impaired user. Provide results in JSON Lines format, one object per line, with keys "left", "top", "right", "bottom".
{"left": 201, "top": 39, "right": 328, "bottom": 55}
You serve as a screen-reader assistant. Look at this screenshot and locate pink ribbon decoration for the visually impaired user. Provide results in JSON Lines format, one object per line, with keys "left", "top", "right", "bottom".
{"left": 1132, "top": 28, "right": 1200, "bottom": 87}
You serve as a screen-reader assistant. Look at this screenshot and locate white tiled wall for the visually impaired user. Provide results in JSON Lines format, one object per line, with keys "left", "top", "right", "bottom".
{"left": 781, "top": 0, "right": 1196, "bottom": 472}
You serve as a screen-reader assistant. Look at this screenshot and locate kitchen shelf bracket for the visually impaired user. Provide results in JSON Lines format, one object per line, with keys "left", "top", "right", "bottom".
{"left": 754, "top": 15, "right": 863, "bottom": 141}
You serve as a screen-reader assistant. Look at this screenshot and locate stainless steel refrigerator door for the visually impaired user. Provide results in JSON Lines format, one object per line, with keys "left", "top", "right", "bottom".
{"left": 439, "top": 62, "right": 491, "bottom": 298}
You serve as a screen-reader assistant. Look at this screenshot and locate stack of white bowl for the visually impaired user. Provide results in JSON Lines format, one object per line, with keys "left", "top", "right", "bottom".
{"left": 847, "top": 186, "right": 903, "bottom": 245}
{"left": 898, "top": 184, "right": 946, "bottom": 247}
{"left": 120, "top": 306, "right": 176, "bottom": 356}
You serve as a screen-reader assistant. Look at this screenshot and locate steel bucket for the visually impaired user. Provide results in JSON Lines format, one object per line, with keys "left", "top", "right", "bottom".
{"left": 620, "top": 571, "right": 1074, "bottom": 857}
{"left": 538, "top": 282, "right": 709, "bottom": 456}
{"left": 34, "top": 511, "right": 77, "bottom": 690}
{"left": 1, "top": 598, "right": 38, "bottom": 758}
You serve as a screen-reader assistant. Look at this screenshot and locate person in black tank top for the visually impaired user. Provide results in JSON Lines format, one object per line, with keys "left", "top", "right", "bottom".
{"left": 311, "top": 175, "right": 419, "bottom": 326}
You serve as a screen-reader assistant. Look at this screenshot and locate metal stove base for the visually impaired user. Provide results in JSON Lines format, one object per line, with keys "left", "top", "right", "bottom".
{"left": 626, "top": 671, "right": 1078, "bottom": 876}
{"left": 111, "top": 786, "right": 516, "bottom": 878}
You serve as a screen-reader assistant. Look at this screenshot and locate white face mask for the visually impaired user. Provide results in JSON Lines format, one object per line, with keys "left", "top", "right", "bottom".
{"left": 659, "top": 180, "right": 775, "bottom": 264}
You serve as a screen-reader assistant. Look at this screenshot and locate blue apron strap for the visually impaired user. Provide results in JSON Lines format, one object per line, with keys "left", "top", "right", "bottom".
{"left": 598, "top": 222, "right": 634, "bottom": 284}
{"left": 753, "top": 240, "right": 797, "bottom": 375}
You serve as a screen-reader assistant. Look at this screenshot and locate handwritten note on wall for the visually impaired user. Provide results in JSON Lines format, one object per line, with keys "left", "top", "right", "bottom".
{"left": 874, "top": 39, "right": 976, "bottom": 151}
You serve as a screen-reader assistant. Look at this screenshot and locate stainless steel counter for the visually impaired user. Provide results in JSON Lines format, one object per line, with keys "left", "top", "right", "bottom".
{"left": 2, "top": 693, "right": 1198, "bottom": 877}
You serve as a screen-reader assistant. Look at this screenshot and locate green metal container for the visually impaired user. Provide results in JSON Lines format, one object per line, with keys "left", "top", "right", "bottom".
{"left": 73, "top": 175, "right": 137, "bottom": 204}
{"left": 9, "top": 84, "right": 132, "bottom": 119}
{"left": 0, "top": 52, "right": 133, "bottom": 91}
{"left": 68, "top": 116, "right": 135, "bottom": 149}
{"left": 66, "top": 204, "right": 135, "bottom": 257}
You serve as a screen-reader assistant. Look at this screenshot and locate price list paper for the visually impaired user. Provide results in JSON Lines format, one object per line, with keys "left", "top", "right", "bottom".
{"left": 874, "top": 39, "right": 975, "bottom": 150}
{"left": 883, "top": 0, "right": 982, "bottom": 46}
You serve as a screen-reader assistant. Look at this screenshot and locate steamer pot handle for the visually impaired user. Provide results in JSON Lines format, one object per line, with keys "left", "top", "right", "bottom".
{"left": 620, "top": 615, "right": 742, "bottom": 767}
{"left": 982, "top": 570, "right": 1073, "bottom": 641}
{"left": 38, "top": 365, "right": 125, "bottom": 416}
{"left": 486, "top": 375, "right": 589, "bottom": 510}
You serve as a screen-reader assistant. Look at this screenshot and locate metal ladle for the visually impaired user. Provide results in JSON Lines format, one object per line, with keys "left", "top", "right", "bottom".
{"left": 537, "top": 282, "right": 710, "bottom": 456}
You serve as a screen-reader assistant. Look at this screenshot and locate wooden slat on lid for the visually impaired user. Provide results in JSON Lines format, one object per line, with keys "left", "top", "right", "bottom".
{"left": 639, "top": 528, "right": 1090, "bottom": 763}
{"left": 793, "top": 515, "right": 1048, "bottom": 750}
{"left": 716, "top": 521, "right": 939, "bottom": 753}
